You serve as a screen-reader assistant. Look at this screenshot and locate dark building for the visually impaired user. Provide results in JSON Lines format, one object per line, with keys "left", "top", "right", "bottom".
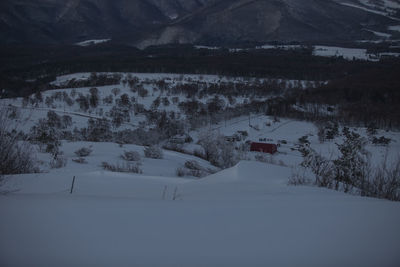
{"left": 250, "top": 142, "right": 278, "bottom": 154}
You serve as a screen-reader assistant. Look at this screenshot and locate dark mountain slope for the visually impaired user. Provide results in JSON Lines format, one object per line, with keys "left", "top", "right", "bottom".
{"left": 137, "top": 0, "right": 396, "bottom": 47}
{"left": 0, "top": 0, "right": 210, "bottom": 44}
{"left": 0, "top": 0, "right": 398, "bottom": 46}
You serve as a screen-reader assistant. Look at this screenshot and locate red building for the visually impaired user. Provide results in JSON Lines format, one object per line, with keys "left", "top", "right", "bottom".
{"left": 250, "top": 142, "right": 278, "bottom": 154}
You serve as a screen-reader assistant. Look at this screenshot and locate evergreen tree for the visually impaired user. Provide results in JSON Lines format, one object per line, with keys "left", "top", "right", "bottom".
{"left": 333, "top": 127, "right": 370, "bottom": 192}
{"left": 89, "top": 87, "right": 99, "bottom": 108}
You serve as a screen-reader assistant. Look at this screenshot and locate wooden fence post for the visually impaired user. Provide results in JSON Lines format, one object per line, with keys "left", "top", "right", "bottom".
{"left": 70, "top": 176, "right": 76, "bottom": 194}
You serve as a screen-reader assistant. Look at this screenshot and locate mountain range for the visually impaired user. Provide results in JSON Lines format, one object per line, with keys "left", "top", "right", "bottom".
{"left": 1, "top": 0, "right": 399, "bottom": 47}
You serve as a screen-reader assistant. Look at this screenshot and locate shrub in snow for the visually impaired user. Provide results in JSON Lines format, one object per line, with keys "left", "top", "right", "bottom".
{"left": 184, "top": 160, "right": 201, "bottom": 170}
{"left": 298, "top": 139, "right": 335, "bottom": 188}
{"left": 50, "top": 155, "right": 67, "bottom": 169}
{"left": 74, "top": 147, "right": 93, "bottom": 157}
{"left": 207, "top": 95, "right": 225, "bottom": 113}
{"left": 163, "top": 143, "right": 185, "bottom": 153}
{"left": 30, "top": 118, "right": 61, "bottom": 154}
{"left": 109, "top": 106, "right": 130, "bottom": 128}
{"left": 185, "top": 135, "right": 193, "bottom": 143}
{"left": 236, "top": 142, "right": 250, "bottom": 160}
{"left": 6, "top": 106, "right": 20, "bottom": 120}
{"left": 45, "top": 141, "right": 61, "bottom": 156}
{"left": 121, "top": 151, "right": 141, "bottom": 162}
{"left": 144, "top": 146, "right": 163, "bottom": 159}
{"left": 316, "top": 121, "right": 339, "bottom": 143}
{"left": 288, "top": 167, "right": 312, "bottom": 186}
{"left": 366, "top": 123, "right": 378, "bottom": 136}
{"left": 112, "top": 87, "right": 121, "bottom": 96}
{"left": 172, "top": 96, "right": 179, "bottom": 104}
{"left": 72, "top": 157, "right": 88, "bottom": 164}
{"left": 61, "top": 115, "right": 72, "bottom": 129}
{"left": 118, "top": 94, "right": 131, "bottom": 107}
{"left": 64, "top": 95, "right": 74, "bottom": 106}
{"left": 86, "top": 118, "right": 113, "bottom": 142}
{"left": 298, "top": 135, "right": 310, "bottom": 145}
{"left": 367, "top": 158, "right": 400, "bottom": 201}
{"left": 197, "top": 131, "right": 218, "bottom": 162}
{"left": 151, "top": 97, "right": 161, "bottom": 110}
{"left": 176, "top": 167, "right": 186, "bottom": 177}
{"left": 178, "top": 160, "right": 216, "bottom": 178}
{"left": 162, "top": 97, "right": 170, "bottom": 106}
{"left": 103, "top": 95, "right": 114, "bottom": 105}
{"left": 101, "top": 162, "right": 142, "bottom": 174}
{"left": 198, "top": 130, "right": 238, "bottom": 168}
{"left": 372, "top": 136, "right": 391, "bottom": 146}
{"left": 46, "top": 111, "right": 61, "bottom": 128}
{"left": 175, "top": 166, "right": 208, "bottom": 178}
{"left": 76, "top": 94, "right": 90, "bottom": 111}
{"left": 294, "top": 128, "right": 400, "bottom": 201}
{"left": 138, "top": 87, "right": 148, "bottom": 98}
{"left": 193, "top": 149, "right": 206, "bottom": 160}
{"left": 1, "top": 109, "right": 38, "bottom": 176}
{"left": 34, "top": 91, "right": 43, "bottom": 103}
{"left": 325, "top": 121, "right": 339, "bottom": 140}
{"left": 133, "top": 103, "right": 146, "bottom": 114}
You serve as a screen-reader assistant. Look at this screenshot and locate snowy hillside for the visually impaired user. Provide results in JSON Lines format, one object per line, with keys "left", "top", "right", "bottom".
{"left": 1, "top": 72, "right": 400, "bottom": 266}
{"left": 339, "top": 0, "right": 400, "bottom": 19}
{"left": 1, "top": 72, "right": 319, "bottom": 133}
{"left": 1, "top": 161, "right": 400, "bottom": 266}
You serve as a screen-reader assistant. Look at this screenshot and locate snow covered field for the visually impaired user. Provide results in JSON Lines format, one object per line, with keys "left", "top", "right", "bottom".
{"left": 1, "top": 72, "right": 400, "bottom": 266}
{"left": 312, "top": 46, "right": 400, "bottom": 61}
{"left": 1, "top": 160, "right": 400, "bottom": 266}
{"left": 197, "top": 44, "right": 400, "bottom": 61}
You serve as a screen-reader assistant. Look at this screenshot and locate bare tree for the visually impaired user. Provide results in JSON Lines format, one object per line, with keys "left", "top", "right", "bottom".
{"left": 0, "top": 108, "right": 38, "bottom": 178}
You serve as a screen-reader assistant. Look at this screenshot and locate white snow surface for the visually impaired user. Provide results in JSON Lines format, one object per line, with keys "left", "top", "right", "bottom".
{"left": 75, "top": 39, "right": 111, "bottom": 47}
{"left": 256, "top": 44, "right": 400, "bottom": 61}
{"left": 311, "top": 45, "right": 400, "bottom": 61}
{"left": 256, "top": 44, "right": 303, "bottom": 50}
{"left": 313, "top": 46, "right": 372, "bottom": 60}
{"left": 389, "top": 25, "right": 400, "bottom": 32}
{"left": 367, "top": 30, "right": 392, "bottom": 38}
{"left": 1, "top": 160, "right": 400, "bottom": 267}
{"left": 194, "top": 45, "right": 220, "bottom": 50}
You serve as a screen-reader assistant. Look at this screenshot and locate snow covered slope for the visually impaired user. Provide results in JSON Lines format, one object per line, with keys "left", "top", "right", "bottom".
{"left": 1, "top": 161, "right": 399, "bottom": 266}
{"left": 339, "top": 0, "right": 400, "bottom": 20}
